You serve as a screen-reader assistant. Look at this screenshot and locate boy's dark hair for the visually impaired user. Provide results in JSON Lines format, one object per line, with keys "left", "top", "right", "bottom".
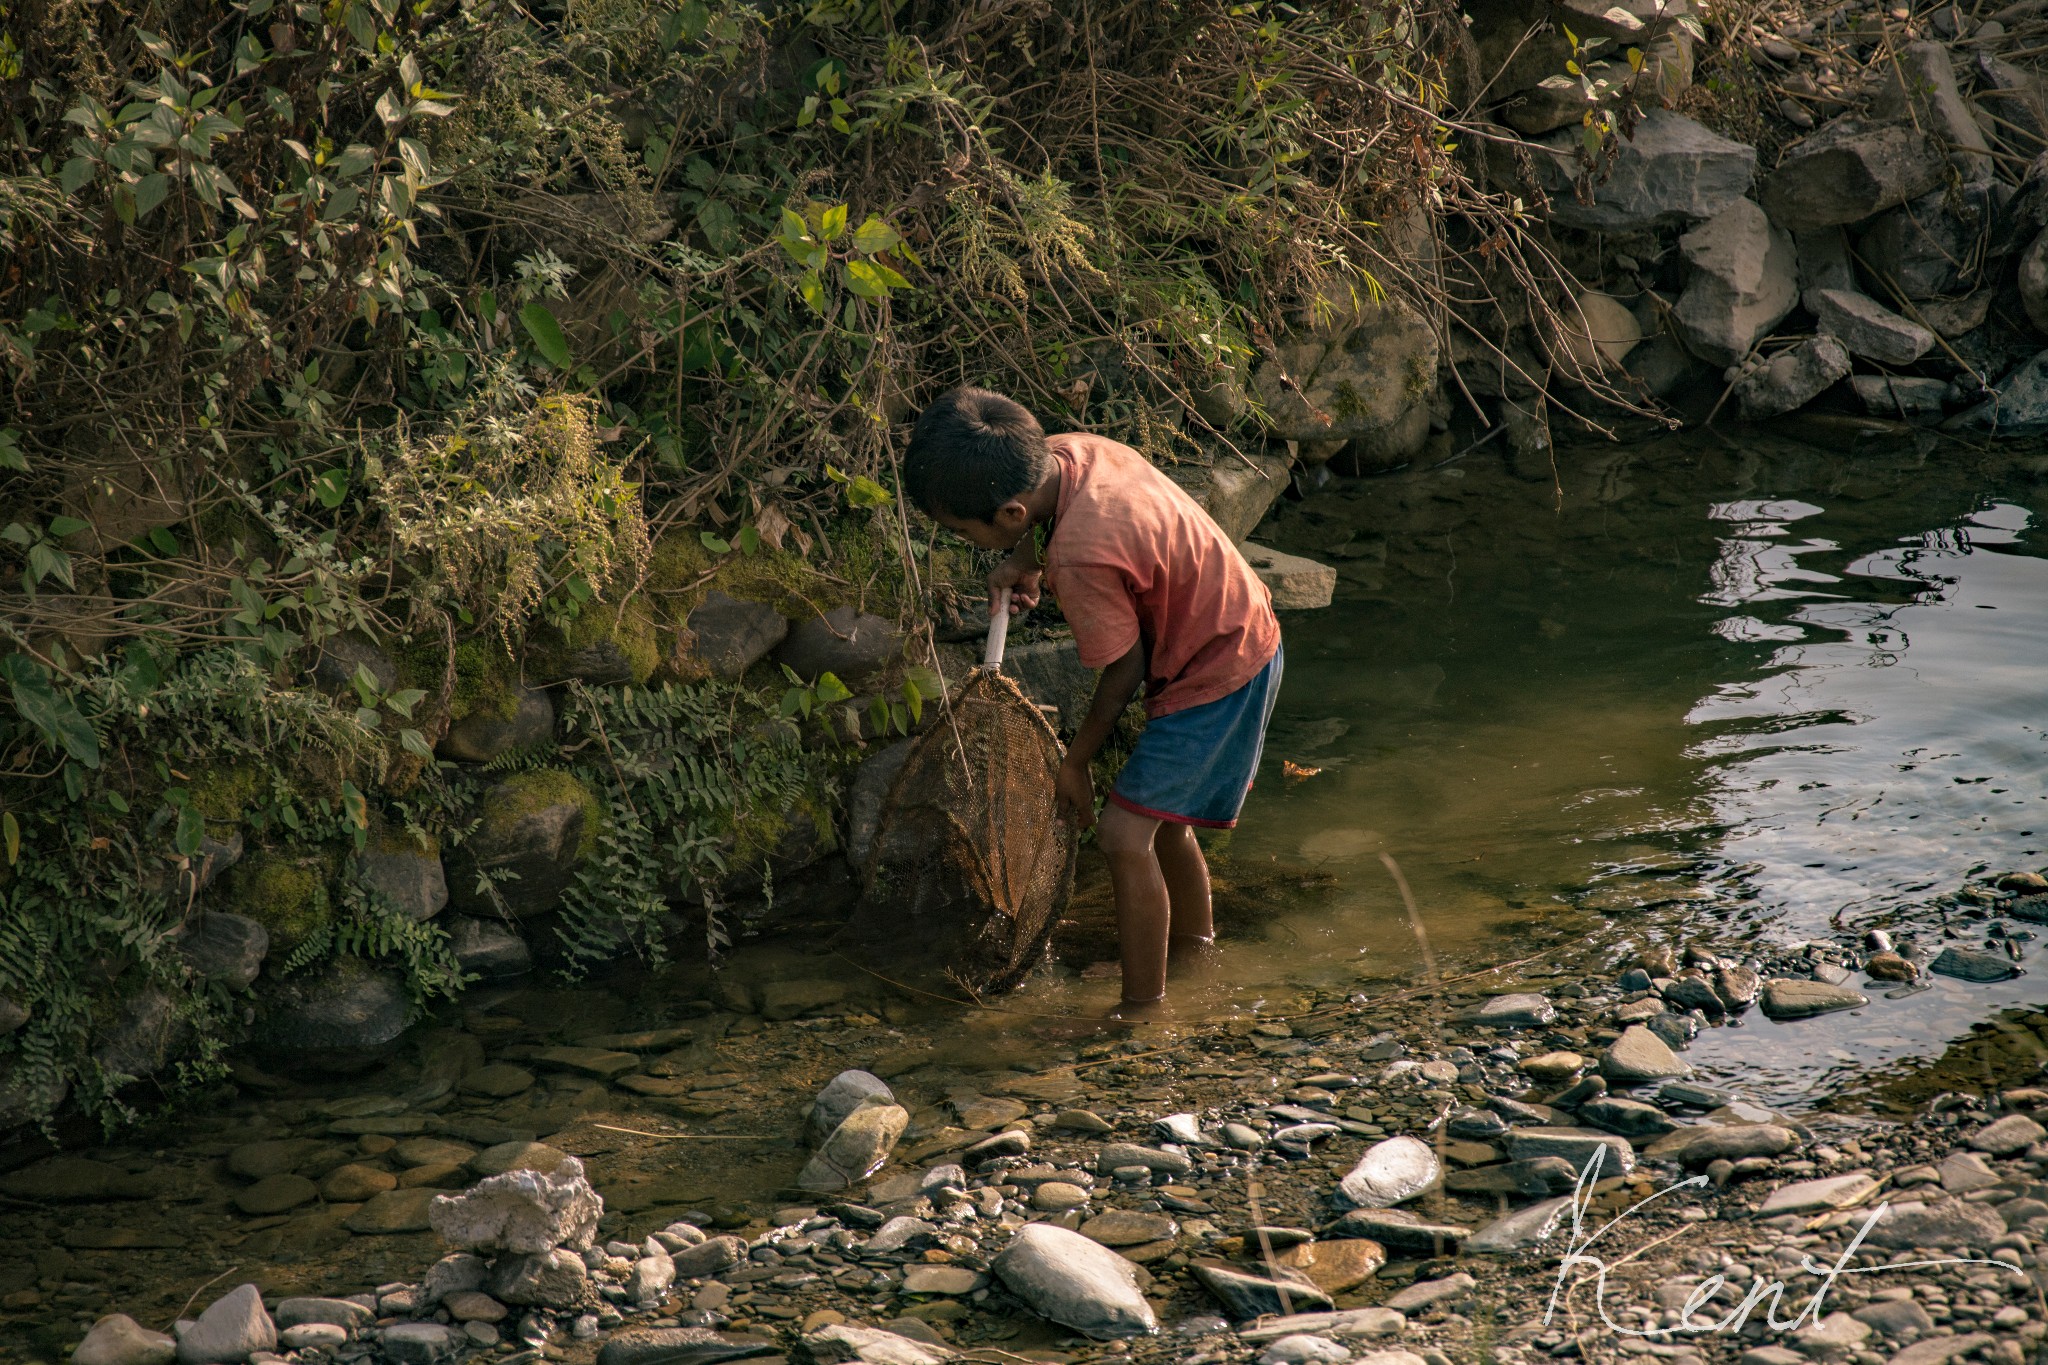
{"left": 903, "top": 386, "right": 1052, "bottom": 522}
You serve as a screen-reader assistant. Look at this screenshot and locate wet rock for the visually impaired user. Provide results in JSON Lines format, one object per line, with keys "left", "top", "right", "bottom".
{"left": 1256, "top": 1335, "right": 1349, "bottom": 1365}
{"left": 1734, "top": 334, "right": 1852, "bottom": 421}
{"left": 1235, "top": 1309, "right": 1404, "bottom": 1343}
{"left": 1273, "top": 1239, "right": 1386, "bottom": 1293}
{"left": 1503, "top": 1127, "right": 1635, "bottom": 1177}
{"left": 1382, "top": 1272, "right": 1476, "bottom": 1315}
{"left": 864, "top": 1218, "right": 937, "bottom": 1256}
{"left": 1457, "top": 993, "right": 1554, "bottom": 1028}
{"left": 176, "top": 913, "right": 269, "bottom": 989}
{"left": 261, "top": 961, "right": 409, "bottom": 1054}
{"left": 799, "top": 1103, "right": 909, "bottom": 1191}
{"left": 1948, "top": 350, "right": 2048, "bottom": 434}
{"left": 1758, "top": 121, "right": 1948, "bottom": 231}
{"left": 1807, "top": 289, "right": 1933, "bottom": 366}
{"left": 802, "top": 1325, "right": 951, "bottom": 1365}
{"left": 233, "top": 1173, "right": 318, "bottom": 1215}
{"left": 445, "top": 916, "right": 531, "bottom": 980}
{"left": 429, "top": 1154, "right": 602, "bottom": 1252}
{"left": 1863, "top": 1200, "right": 2005, "bottom": 1250}
{"left": 381, "top": 1323, "right": 462, "bottom": 1364}
{"left": 1334, "top": 1136, "right": 1439, "bottom": 1209}
{"left": 684, "top": 592, "right": 790, "bottom": 681}
{"left": 1662, "top": 974, "right": 1723, "bottom": 1016}
{"left": 174, "top": 1284, "right": 273, "bottom": 1365}
{"left": 1674, "top": 199, "right": 1798, "bottom": 367}
{"left": 1600, "top": 1024, "right": 1692, "bottom": 1082}
{"left": 1579, "top": 1096, "right": 1677, "bottom": 1137}
{"left": 992, "top": 1223, "right": 1158, "bottom": 1339}
{"left": 1464, "top": 1197, "right": 1575, "bottom": 1254}
{"left": 458, "top": 1062, "right": 534, "bottom": 1098}
{"left": 273, "top": 1299, "right": 374, "bottom": 1333}
{"left": 438, "top": 684, "right": 554, "bottom": 764}
{"left": 1759, "top": 979, "right": 1867, "bottom": 1020}
{"left": 1444, "top": 1157, "right": 1579, "bottom": 1196}
{"left": 846, "top": 741, "right": 915, "bottom": 871}
{"left": 1756, "top": 1172, "right": 1878, "bottom": 1216}
{"left": 775, "top": 606, "right": 903, "bottom": 685}
{"left": 93, "top": 988, "right": 190, "bottom": 1081}
{"left": 1192, "top": 1261, "right": 1334, "bottom": 1320}
{"left": 490, "top": 1247, "right": 590, "bottom": 1308}
{"left": 1095, "top": 1143, "right": 1193, "bottom": 1177}
{"left": 810, "top": 1070, "right": 895, "bottom": 1145}
{"left": 1446, "top": 1110, "right": 1509, "bottom": 1141}
{"left": 531, "top": 1045, "right": 639, "bottom": 1079}
{"left": 1, "top": 1157, "right": 157, "bottom": 1201}
{"left": 343, "top": 1187, "right": 439, "bottom": 1234}
{"left": 1970, "top": 1114, "right": 2047, "bottom": 1156}
{"left": 1643, "top": 1122, "right": 1797, "bottom": 1168}
{"left": 355, "top": 841, "right": 448, "bottom": 922}
{"left": 1320, "top": 1210, "right": 1468, "bottom": 1256}
{"left": 1538, "top": 108, "right": 1754, "bottom": 232}
{"left": 1243, "top": 544, "right": 1336, "bottom": 611}
{"left": 761, "top": 978, "right": 848, "bottom": 1020}
{"left": 447, "top": 771, "right": 597, "bottom": 919}
{"left": 1930, "top": 946, "right": 2021, "bottom": 982}
{"left": 75, "top": 1314, "right": 177, "bottom": 1365}
{"left": 1850, "top": 377, "right": 1948, "bottom": 421}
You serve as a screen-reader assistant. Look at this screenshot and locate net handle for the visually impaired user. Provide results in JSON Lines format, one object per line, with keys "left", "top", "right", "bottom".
{"left": 985, "top": 586, "right": 1011, "bottom": 668}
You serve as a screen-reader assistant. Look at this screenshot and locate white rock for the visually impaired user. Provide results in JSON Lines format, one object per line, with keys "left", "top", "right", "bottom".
{"left": 992, "top": 1223, "right": 1159, "bottom": 1339}
{"left": 276, "top": 1325, "right": 347, "bottom": 1352}
{"left": 1258, "top": 1334, "right": 1350, "bottom": 1365}
{"left": 428, "top": 1155, "right": 602, "bottom": 1253}
{"left": 75, "top": 1315, "right": 177, "bottom": 1365}
{"left": 175, "top": 1285, "right": 275, "bottom": 1365}
{"left": 1674, "top": 198, "right": 1797, "bottom": 367}
{"left": 804, "top": 1324, "right": 955, "bottom": 1365}
{"left": 1335, "top": 1136, "right": 1440, "bottom": 1210}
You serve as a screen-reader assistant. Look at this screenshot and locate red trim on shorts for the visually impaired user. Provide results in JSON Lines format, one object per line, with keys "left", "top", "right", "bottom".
{"left": 1106, "top": 790, "right": 1238, "bottom": 829}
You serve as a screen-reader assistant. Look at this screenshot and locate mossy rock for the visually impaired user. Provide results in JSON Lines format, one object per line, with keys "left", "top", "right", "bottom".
{"left": 216, "top": 850, "right": 338, "bottom": 956}
{"left": 438, "top": 684, "right": 555, "bottom": 764}
{"left": 257, "top": 956, "right": 410, "bottom": 1064}
{"left": 710, "top": 771, "right": 838, "bottom": 899}
{"left": 188, "top": 762, "right": 265, "bottom": 833}
{"left": 526, "top": 597, "right": 663, "bottom": 686}
{"left": 446, "top": 769, "right": 603, "bottom": 919}
{"left": 396, "top": 636, "right": 523, "bottom": 724}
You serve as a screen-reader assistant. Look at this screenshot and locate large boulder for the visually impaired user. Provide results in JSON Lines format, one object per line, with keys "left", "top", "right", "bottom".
{"left": 1734, "top": 335, "right": 1852, "bottom": 421}
{"left": 175, "top": 1284, "right": 274, "bottom": 1365}
{"left": 845, "top": 740, "right": 916, "bottom": 871}
{"left": 176, "top": 913, "right": 269, "bottom": 989}
{"left": 1858, "top": 185, "right": 1994, "bottom": 299}
{"left": 1167, "top": 451, "right": 1293, "bottom": 543}
{"left": 489, "top": 1247, "right": 590, "bottom": 1309}
{"left": 991, "top": 1223, "right": 1158, "bottom": 1339}
{"left": 798, "top": 1103, "right": 909, "bottom": 1191}
{"left": 92, "top": 988, "right": 189, "bottom": 1082}
{"left": 446, "top": 770, "right": 600, "bottom": 919}
{"left": 1805, "top": 288, "right": 1934, "bottom": 365}
{"left": 1537, "top": 109, "right": 1754, "bottom": 233}
{"left": 259, "top": 960, "right": 410, "bottom": 1057}
{"left": 1758, "top": 122, "right": 1948, "bottom": 232}
{"left": 1550, "top": 290, "right": 1641, "bottom": 380}
{"left": 77, "top": 1314, "right": 177, "bottom": 1365}
{"left": 438, "top": 684, "right": 554, "bottom": 764}
{"left": 444, "top": 915, "right": 532, "bottom": 979}
{"left": 354, "top": 836, "right": 448, "bottom": 922}
{"left": 1673, "top": 199, "right": 1798, "bottom": 366}
{"left": 807, "top": 1069, "right": 896, "bottom": 1146}
{"left": 1873, "top": 42, "right": 1994, "bottom": 184}
{"left": 1250, "top": 293, "right": 1438, "bottom": 468}
{"left": 1947, "top": 350, "right": 2048, "bottom": 433}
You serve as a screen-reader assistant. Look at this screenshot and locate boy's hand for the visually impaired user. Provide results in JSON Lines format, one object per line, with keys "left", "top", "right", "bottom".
{"left": 1055, "top": 757, "right": 1096, "bottom": 829}
{"left": 988, "top": 556, "right": 1042, "bottom": 615}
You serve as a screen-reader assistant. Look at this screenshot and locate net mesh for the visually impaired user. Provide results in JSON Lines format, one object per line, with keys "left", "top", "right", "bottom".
{"left": 862, "top": 666, "right": 1076, "bottom": 995}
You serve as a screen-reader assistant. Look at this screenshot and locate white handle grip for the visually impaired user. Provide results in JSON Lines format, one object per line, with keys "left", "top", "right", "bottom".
{"left": 984, "top": 587, "right": 1011, "bottom": 668}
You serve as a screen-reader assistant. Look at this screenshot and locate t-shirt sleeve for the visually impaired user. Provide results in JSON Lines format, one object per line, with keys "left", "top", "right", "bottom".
{"left": 1052, "top": 563, "right": 1142, "bottom": 668}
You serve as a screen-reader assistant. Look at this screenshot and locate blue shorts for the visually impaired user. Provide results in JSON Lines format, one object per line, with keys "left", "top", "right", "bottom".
{"left": 1108, "top": 644, "right": 1284, "bottom": 829}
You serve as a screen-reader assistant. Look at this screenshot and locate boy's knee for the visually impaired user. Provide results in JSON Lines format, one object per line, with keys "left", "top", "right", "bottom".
{"left": 1096, "top": 803, "right": 1158, "bottom": 855}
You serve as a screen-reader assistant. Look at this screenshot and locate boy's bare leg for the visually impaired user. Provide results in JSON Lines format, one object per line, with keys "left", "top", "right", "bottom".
{"left": 1097, "top": 803, "right": 1171, "bottom": 1007}
{"left": 1155, "top": 821, "right": 1214, "bottom": 951}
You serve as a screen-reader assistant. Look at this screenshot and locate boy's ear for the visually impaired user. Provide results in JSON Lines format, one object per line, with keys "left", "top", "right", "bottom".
{"left": 993, "top": 498, "right": 1032, "bottom": 531}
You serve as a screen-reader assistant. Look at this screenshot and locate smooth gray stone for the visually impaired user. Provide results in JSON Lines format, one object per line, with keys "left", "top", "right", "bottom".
{"left": 1235, "top": 1309, "right": 1405, "bottom": 1343}
{"left": 1458, "top": 993, "right": 1555, "bottom": 1028}
{"left": 1578, "top": 1096, "right": 1678, "bottom": 1138}
{"left": 809, "top": 1070, "right": 894, "bottom": 1146}
{"left": 800, "top": 1104, "right": 909, "bottom": 1192}
{"left": 1191, "top": 1261, "right": 1334, "bottom": 1320}
{"left": 1862, "top": 1201, "right": 2006, "bottom": 1250}
{"left": 991, "top": 1223, "right": 1158, "bottom": 1340}
{"left": 1320, "top": 1209, "right": 1469, "bottom": 1255}
{"left": 1333, "top": 1136, "right": 1439, "bottom": 1209}
{"left": 175, "top": 1284, "right": 274, "bottom": 1365}
{"left": 1094, "top": 1143, "right": 1193, "bottom": 1176}
{"left": 1930, "top": 946, "right": 2021, "bottom": 982}
{"left": 1644, "top": 1123, "right": 1798, "bottom": 1168}
{"left": 1465, "top": 1197, "right": 1576, "bottom": 1254}
{"left": 598, "top": 1329, "right": 780, "bottom": 1365}
{"left": 1503, "top": 1126, "right": 1635, "bottom": 1178}
{"left": 1759, "top": 979, "right": 1868, "bottom": 1020}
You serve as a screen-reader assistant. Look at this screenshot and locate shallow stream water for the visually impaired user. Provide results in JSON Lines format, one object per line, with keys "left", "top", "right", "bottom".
{"left": 10, "top": 419, "right": 2048, "bottom": 1358}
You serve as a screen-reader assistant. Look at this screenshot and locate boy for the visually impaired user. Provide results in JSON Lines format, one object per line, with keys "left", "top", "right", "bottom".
{"left": 902, "top": 386, "right": 1283, "bottom": 1014}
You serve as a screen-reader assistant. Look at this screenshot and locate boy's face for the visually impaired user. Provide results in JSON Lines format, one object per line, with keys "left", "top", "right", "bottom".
{"left": 933, "top": 500, "right": 1030, "bottom": 552}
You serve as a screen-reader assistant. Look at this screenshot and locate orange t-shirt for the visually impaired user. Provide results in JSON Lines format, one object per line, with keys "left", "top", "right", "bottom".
{"left": 1041, "top": 432, "right": 1280, "bottom": 718}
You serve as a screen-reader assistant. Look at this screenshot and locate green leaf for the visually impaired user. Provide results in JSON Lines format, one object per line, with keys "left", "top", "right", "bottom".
{"left": 132, "top": 171, "right": 172, "bottom": 220}
{"left": 901, "top": 677, "right": 923, "bottom": 725}
{"left": 174, "top": 805, "right": 204, "bottom": 857}
{"left": 699, "top": 531, "right": 731, "bottom": 554}
{"left": 27, "top": 542, "right": 75, "bottom": 591}
{"left": 519, "top": 302, "right": 572, "bottom": 370}
{"left": 2, "top": 653, "right": 100, "bottom": 768}
{"left": 147, "top": 527, "right": 180, "bottom": 555}
{"left": 815, "top": 671, "right": 853, "bottom": 705}
{"left": 350, "top": 663, "right": 381, "bottom": 706}
{"left": 852, "top": 215, "right": 901, "bottom": 254}
{"left": 1, "top": 812, "right": 16, "bottom": 866}
{"left": 0, "top": 429, "right": 26, "bottom": 472}
{"left": 820, "top": 203, "right": 848, "bottom": 241}
{"left": 799, "top": 272, "right": 827, "bottom": 314}
{"left": 843, "top": 259, "right": 890, "bottom": 298}
{"left": 385, "top": 687, "right": 426, "bottom": 720}
{"left": 47, "top": 515, "right": 88, "bottom": 537}
{"left": 340, "top": 780, "right": 368, "bottom": 830}
{"left": 735, "top": 526, "right": 761, "bottom": 556}
{"left": 399, "top": 727, "right": 433, "bottom": 760}
{"left": 311, "top": 468, "right": 350, "bottom": 509}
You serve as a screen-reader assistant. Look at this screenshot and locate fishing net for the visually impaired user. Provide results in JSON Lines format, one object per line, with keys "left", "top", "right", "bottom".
{"left": 858, "top": 605, "right": 1076, "bottom": 995}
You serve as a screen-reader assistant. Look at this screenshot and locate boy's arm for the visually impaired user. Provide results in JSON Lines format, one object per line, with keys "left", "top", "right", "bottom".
{"left": 1055, "top": 642, "right": 1145, "bottom": 828}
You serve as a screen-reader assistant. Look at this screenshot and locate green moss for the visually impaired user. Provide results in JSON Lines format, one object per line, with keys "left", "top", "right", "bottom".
{"left": 486, "top": 769, "right": 603, "bottom": 859}
{"left": 530, "top": 597, "right": 661, "bottom": 685}
{"left": 728, "top": 772, "right": 836, "bottom": 864}
{"left": 219, "top": 850, "right": 336, "bottom": 952}
{"left": 646, "top": 530, "right": 857, "bottom": 621}
{"left": 188, "top": 763, "right": 264, "bottom": 830}
{"left": 396, "top": 637, "right": 520, "bottom": 723}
